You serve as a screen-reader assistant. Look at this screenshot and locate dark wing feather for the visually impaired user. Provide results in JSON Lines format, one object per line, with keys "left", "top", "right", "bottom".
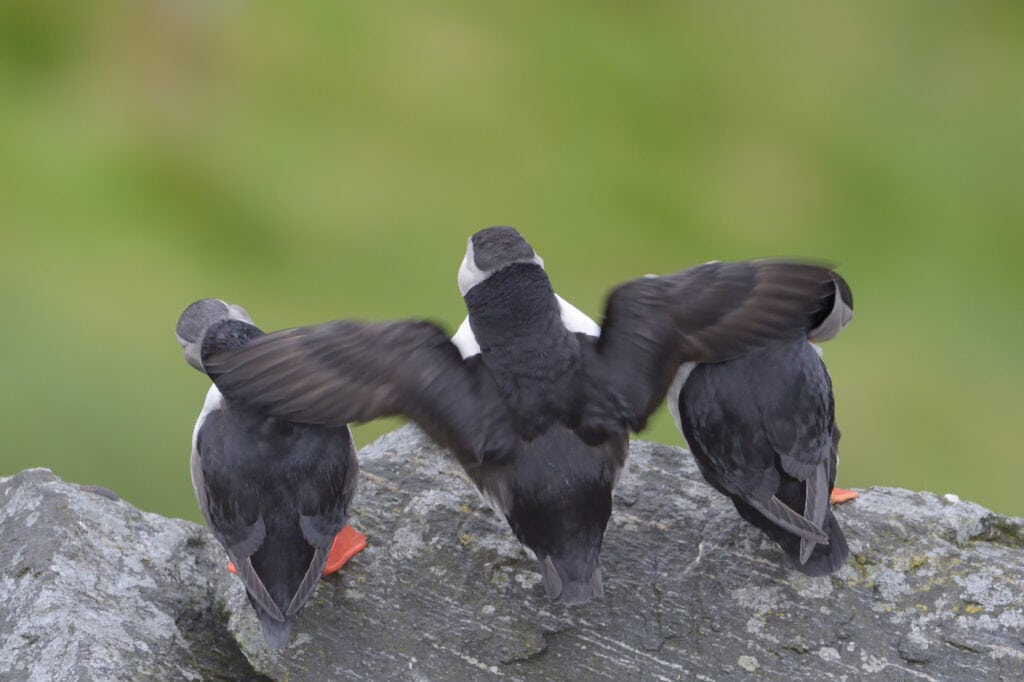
{"left": 287, "top": 430, "right": 357, "bottom": 617}
{"left": 287, "top": 546, "right": 328, "bottom": 618}
{"left": 758, "top": 343, "right": 833, "bottom": 482}
{"left": 195, "top": 411, "right": 266, "bottom": 556}
{"left": 195, "top": 412, "right": 284, "bottom": 621}
{"left": 675, "top": 374, "right": 826, "bottom": 543}
{"left": 754, "top": 343, "right": 835, "bottom": 558}
{"left": 677, "top": 361, "right": 781, "bottom": 502}
{"left": 580, "top": 259, "right": 840, "bottom": 439}
{"left": 204, "top": 320, "right": 518, "bottom": 462}
{"left": 233, "top": 555, "right": 285, "bottom": 622}
{"left": 800, "top": 464, "right": 830, "bottom": 562}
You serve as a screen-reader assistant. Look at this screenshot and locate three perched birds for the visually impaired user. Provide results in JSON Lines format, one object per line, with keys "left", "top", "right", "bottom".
{"left": 177, "top": 225, "right": 855, "bottom": 647}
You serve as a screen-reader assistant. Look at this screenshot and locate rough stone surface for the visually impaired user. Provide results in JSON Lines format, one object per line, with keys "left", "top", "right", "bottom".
{"left": 0, "top": 468, "right": 263, "bottom": 681}
{"left": 3, "top": 425, "right": 1023, "bottom": 680}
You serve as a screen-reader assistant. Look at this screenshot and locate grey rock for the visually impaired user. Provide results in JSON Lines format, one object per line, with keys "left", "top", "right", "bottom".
{"left": 3, "top": 425, "right": 1023, "bottom": 681}
{"left": 0, "top": 468, "right": 265, "bottom": 681}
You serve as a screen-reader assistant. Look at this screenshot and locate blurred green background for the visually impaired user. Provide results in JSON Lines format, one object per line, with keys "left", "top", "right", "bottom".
{"left": 2, "top": 2, "right": 1022, "bottom": 523}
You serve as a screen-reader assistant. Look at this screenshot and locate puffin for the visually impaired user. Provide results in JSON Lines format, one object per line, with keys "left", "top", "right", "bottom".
{"left": 667, "top": 274, "right": 855, "bottom": 575}
{"left": 449, "top": 298, "right": 626, "bottom": 603}
{"left": 203, "top": 226, "right": 845, "bottom": 602}
{"left": 176, "top": 298, "right": 365, "bottom": 648}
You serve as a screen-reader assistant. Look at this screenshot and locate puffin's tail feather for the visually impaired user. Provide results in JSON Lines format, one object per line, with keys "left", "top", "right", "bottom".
{"left": 733, "top": 500, "right": 849, "bottom": 576}
{"left": 257, "top": 613, "right": 296, "bottom": 650}
{"left": 790, "top": 510, "right": 849, "bottom": 576}
{"left": 747, "top": 495, "right": 828, "bottom": 544}
{"left": 538, "top": 553, "right": 604, "bottom": 606}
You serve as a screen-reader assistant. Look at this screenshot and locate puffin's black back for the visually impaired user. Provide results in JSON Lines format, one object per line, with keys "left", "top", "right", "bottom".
{"left": 201, "top": 318, "right": 264, "bottom": 363}
{"left": 729, "top": 426, "right": 848, "bottom": 576}
{"left": 197, "top": 410, "right": 355, "bottom": 632}
{"left": 497, "top": 426, "right": 625, "bottom": 604}
{"left": 446, "top": 343, "right": 625, "bottom": 605}
{"left": 194, "top": 319, "right": 357, "bottom": 647}
{"left": 677, "top": 338, "right": 848, "bottom": 575}
{"left": 462, "top": 263, "right": 582, "bottom": 440}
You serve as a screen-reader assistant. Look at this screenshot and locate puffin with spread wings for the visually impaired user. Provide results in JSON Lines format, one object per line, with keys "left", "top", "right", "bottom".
{"left": 205, "top": 226, "right": 844, "bottom": 603}
{"left": 177, "top": 299, "right": 366, "bottom": 648}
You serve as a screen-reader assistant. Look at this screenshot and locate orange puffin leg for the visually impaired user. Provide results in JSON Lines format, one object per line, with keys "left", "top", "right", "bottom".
{"left": 830, "top": 487, "right": 860, "bottom": 504}
{"left": 323, "top": 525, "right": 368, "bottom": 576}
{"left": 225, "top": 525, "right": 368, "bottom": 576}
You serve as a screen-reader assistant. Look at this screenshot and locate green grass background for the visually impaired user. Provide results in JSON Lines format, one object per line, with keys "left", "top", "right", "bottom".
{"left": 1, "top": 2, "right": 1022, "bottom": 522}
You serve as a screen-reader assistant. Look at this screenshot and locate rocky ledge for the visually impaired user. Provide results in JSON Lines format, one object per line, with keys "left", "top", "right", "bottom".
{"left": 1, "top": 424, "right": 1022, "bottom": 680}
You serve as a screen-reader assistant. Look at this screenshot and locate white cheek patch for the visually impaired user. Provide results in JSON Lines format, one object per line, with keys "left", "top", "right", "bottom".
{"left": 458, "top": 238, "right": 491, "bottom": 295}
{"left": 457, "top": 237, "right": 547, "bottom": 296}
{"left": 809, "top": 294, "right": 853, "bottom": 342}
{"left": 451, "top": 317, "right": 482, "bottom": 359}
{"left": 666, "top": 362, "right": 698, "bottom": 435}
{"left": 555, "top": 295, "right": 601, "bottom": 337}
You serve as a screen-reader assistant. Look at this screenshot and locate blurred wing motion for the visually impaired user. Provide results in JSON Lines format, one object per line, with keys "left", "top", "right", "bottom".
{"left": 580, "top": 260, "right": 840, "bottom": 439}
{"left": 204, "top": 320, "right": 517, "bottom": 461}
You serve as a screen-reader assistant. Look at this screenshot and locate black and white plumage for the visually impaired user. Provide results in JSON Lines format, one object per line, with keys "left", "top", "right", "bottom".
{"left": 452, "top": 300, "right": 624, "bottom": 604}
{"left": 177, "top": 299, "right": 358, "bottom": 648}
{"left": 667, "top": 275, "right": 854, "bottom": 575}
{"left": 204, "top": 226, "right": 845, "bottom": 601}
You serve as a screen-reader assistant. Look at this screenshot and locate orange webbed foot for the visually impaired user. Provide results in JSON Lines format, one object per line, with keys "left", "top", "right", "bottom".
{"left": 324, "top": 525, "right": 368, "bottom": 576}
{"left": 830, "top": 487, "right": 860, "bottom": 504}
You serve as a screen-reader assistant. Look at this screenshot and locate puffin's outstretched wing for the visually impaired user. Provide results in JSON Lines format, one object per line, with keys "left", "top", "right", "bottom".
{"left": 204, "top": 320, "right": 517, "bottom": 462}
{"left": 579, "top": 260, "right": 840, "bottom": 439}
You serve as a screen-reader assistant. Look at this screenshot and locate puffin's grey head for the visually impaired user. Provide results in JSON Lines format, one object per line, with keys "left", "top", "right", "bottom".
{"left": 176, "top": 298, "right": 254, "bottom": 371}
{"left": 457, "top": 226, "right": 545, "bottom": 296}
{"left": 809, "top": 274, "right": 854, "bottom": 342}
